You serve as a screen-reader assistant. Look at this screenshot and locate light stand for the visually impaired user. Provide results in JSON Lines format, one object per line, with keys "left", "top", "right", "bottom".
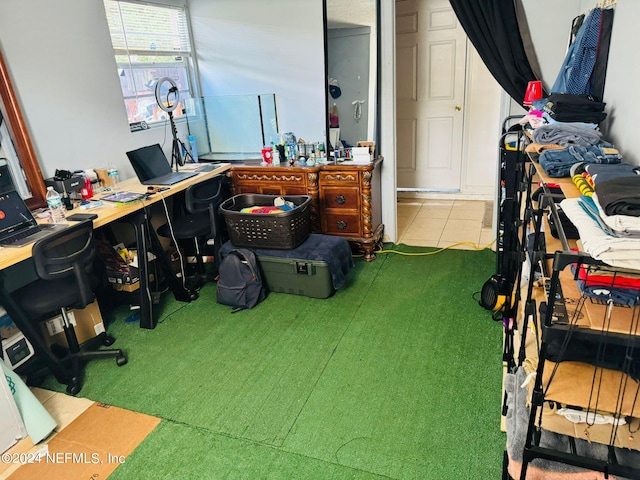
{"left": 152, "top": 77, "right": 199, "bottom": 301}
{"left": 167, "top": 109, "right": 193, "bottom": 172}
{"left": 155, "top": 77, "right": 193, "bottom": 172}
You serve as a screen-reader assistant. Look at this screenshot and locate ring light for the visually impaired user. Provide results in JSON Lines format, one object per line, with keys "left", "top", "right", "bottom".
{"left": 153, "top": 77, "right": 192, "bottom": 168}
{"left": 154, "top": 77, "right": 179, "bottom": 113}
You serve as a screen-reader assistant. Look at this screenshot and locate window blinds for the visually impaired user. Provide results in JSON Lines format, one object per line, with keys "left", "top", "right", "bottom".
{"left": 103, "top": 1, "right": 191, "bottom": 56}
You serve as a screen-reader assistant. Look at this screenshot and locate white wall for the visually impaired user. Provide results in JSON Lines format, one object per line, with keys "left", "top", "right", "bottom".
{"left": 0, "top": 0, "right": 178, "bottom": 181}
{"left": 599, "top": 1, "right": 637, "bottom": 164}
{"left": 0, "top": 0, "right": 326, "bottom": 182}
{"left": 520, "top": 0, "right": 587, "bottom": 93}
{"left": 189, "top": 0, "right": 326, "bottom": 145}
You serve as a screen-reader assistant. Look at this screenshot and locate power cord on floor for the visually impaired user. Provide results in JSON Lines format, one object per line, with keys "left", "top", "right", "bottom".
{"left": 370, "top": 238, "right": 496, "bottom": 256}
{"left": 156, "top": 301, "right": 191, "bottom": 325}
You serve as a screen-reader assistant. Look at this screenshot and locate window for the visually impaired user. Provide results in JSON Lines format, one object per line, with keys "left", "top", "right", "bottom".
{"left": 103, "top": 0, "right": 197, "bottom": 130}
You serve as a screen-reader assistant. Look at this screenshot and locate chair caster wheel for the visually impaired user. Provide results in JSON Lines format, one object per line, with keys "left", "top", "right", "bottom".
{"left": 66, "top": 383, "right": 81, "bottom": 395}
{"left": 116, "top": 355, "right": 128, "bottom": 367}
{"left": 102, "top": 335, "right": 116, "bottom": 346}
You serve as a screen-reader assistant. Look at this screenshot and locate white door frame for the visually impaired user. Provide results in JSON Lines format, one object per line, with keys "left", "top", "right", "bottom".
{"left": 378, "top": 2, "right": 504, "bottom": 243}
{"left": 379, "top": 0, "right": 398, "bottom": 243}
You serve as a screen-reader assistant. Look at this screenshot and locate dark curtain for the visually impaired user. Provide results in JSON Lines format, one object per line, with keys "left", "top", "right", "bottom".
{"left": 449, "top": 0, "right": 542, "bottom": 105}
{"left": 590, "top": 8, "right": 614, "bottom": 102}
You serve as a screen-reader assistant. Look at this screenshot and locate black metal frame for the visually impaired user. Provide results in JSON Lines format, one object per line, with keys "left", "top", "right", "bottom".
{"left": 512, "top": 176, "right": 640, "bottom": 479}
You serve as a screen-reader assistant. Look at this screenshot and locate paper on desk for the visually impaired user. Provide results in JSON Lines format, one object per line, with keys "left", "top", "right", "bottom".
{"left": 344, "top": 157, "right": 372, "bottom": 165}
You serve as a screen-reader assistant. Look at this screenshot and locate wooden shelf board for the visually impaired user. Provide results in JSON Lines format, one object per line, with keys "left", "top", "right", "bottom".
{"left": 542, "top": 360, "right": 640, "bottom": 418}
{"left": 539, "top": 403, "right": 640, "bottom": 451}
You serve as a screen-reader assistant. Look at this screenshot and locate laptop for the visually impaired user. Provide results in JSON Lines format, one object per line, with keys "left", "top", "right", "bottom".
{"left": 0, "top": 191, "right": 65, "bottom": 247}
{"left": 126, "top": 144, "right": 198, "bottom": 186}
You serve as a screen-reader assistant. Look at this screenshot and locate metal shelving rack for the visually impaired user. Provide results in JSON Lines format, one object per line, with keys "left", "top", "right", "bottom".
{"left": 503, "top": 143, "right": 640, "bottom": 479}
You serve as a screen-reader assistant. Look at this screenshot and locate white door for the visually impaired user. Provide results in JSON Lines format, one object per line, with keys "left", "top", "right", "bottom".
{"left": 396, "top": 0, "right": 467, "bottom": 191}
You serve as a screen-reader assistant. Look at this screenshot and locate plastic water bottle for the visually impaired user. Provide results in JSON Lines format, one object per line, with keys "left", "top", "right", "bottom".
{"left": 107, "top": 162, "right": 119, "bottom": 191}
{"left": 46, "top": 186, "right": 66, "bottom": 223}
{"left": 188, "top": 135, "right": 198, "bottom": 163}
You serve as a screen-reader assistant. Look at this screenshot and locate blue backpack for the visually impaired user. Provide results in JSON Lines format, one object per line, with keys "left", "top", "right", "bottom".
{"left": 216, "top": 248, "right": 266, "bottom": 312}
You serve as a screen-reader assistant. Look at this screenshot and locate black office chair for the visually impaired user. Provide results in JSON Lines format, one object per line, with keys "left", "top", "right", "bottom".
{"left": 12, "top": 220, "right": 126, "bottom": 395}
{"left": 157, "top": 174, "right": 229, "bottom": 290}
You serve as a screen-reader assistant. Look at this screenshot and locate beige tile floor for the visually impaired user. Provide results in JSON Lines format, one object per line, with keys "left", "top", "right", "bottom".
{"left": 397, "top": 198, "right": 496, "bottom": 250}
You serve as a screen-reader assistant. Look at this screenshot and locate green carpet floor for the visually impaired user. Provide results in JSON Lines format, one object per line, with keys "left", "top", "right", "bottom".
{"left": 43, "top": 245, "right": 505, "bottom": 479}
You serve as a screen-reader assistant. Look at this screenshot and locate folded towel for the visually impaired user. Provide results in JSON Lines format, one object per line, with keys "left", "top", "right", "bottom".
{"left": 533, "top": 123, "right": 603, "bottom": 146}
{"left": 561, "top": 198, "right": 640, "bottom": 270}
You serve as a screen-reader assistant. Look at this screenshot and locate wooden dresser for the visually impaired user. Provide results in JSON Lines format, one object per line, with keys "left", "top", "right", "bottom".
{"left": 229, "top": 158, "right": 384, "bottom": 261}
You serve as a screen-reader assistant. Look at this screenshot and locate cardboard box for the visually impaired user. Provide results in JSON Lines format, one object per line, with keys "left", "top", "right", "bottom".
{"left": 40, "top": 301, "right": 106, "bottom": 349}
{"left": 106, "top": 265, "right": 140, "bottom": 285}
{"left": 95, "top": 168, "right": 115, "bottom": 188}
{"left": 112, "top": 273, "right": 155, "bottom": 293}
{"left": 105, "top": 245, "right": 140, "bottom": 285}
{"left": 0, "top": 436, "right": 33, "bottom": 477}
{"left": 98, "top": 240, "right": 156, "bottom": 286}
{"left": 5, "top": 401, "right": 160, "bottom": 479}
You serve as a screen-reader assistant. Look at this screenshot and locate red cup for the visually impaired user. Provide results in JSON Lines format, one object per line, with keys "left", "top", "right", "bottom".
{"left": 261, "top": 146, "right": 273, "bottom": 165}
{"left": 523, "top": 80, "right": 543, "bottom": 106}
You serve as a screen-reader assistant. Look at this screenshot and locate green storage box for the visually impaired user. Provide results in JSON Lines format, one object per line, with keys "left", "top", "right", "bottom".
{"left": 219, "top": 234, "right": 354, "bottom": 300}
{"left": 257, "top": 255, "right": 334, "bottom": 299}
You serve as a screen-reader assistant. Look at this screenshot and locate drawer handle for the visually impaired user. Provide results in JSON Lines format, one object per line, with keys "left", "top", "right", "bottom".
{"left": 335, "top": 194, "right": 346, "bottom": 205}
{"left": 337, "top": 220, "right": 347, "bottom": 230}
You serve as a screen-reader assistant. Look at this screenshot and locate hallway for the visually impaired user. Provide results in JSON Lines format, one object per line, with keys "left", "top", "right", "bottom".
{"left": 397, "top": 198, "right": 495, "bottom": 250}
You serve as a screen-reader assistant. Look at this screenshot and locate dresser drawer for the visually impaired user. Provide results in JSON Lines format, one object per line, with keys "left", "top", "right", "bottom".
{"left": 261, "top": 185, "right": 308, "bottom": 195}
{"left": 320, "top": 187, "right": 359, "bottom": 210}
{"left": 319, "top": 170, "right": 359, "bottom": 186}
{"left": 322, "top": 212, "right": 361, "bottom": 236}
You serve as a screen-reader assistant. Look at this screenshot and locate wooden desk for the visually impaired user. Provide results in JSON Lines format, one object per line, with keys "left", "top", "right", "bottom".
{"left": 0, "top": 164, "right": 230, "bottom": 270}
{"left": 0, "top": 162, "right": 231, "bottom": 325}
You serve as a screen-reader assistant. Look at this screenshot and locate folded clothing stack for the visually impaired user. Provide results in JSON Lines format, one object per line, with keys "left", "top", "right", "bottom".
{"left": 537, "top": 144, "right": 622, "bottom": 178}
{"left": 532, "top": 123, "right": 603, "bottom": 147}
{"left": 542, "top": 93, "right": 607, "bottom": 124}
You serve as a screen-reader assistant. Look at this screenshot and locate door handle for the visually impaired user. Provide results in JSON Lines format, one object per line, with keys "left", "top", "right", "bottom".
{"left": 455, "top": 105, "right": 462, "bottom": 111}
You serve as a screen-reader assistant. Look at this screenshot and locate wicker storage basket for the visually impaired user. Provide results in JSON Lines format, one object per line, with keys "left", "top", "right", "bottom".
{"left": 219, "top": 194, "right": 311, "bottom": 249}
